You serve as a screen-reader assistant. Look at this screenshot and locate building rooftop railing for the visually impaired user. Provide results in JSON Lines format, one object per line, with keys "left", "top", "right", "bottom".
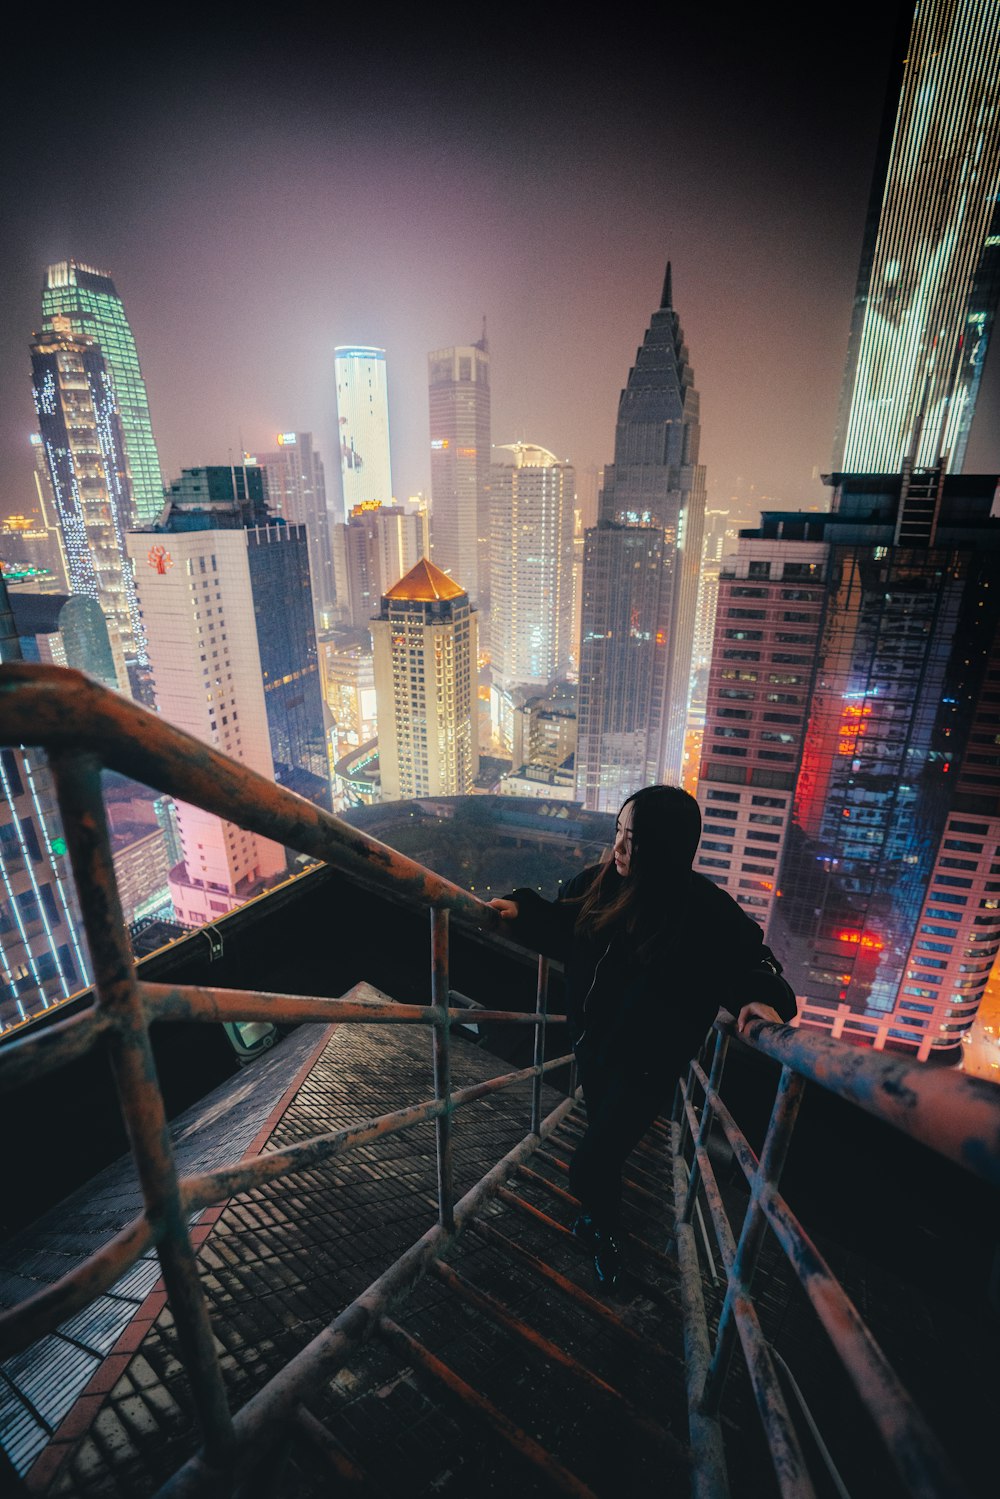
{"left": 1, "top": 662, "right": 999, "bottom": 1498}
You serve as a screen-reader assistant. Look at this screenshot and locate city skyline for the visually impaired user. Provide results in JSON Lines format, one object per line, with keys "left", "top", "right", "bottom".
{"left": 7, "top": 9, "right": 1000, "bottom": 531}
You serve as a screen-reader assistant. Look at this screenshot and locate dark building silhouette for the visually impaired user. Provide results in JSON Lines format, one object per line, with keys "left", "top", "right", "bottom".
{"left": 247, "top": 521, "right": 331, "bottom": 810}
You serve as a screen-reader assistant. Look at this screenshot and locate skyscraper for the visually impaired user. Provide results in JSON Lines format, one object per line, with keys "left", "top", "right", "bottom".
{"left": 698, "top": 468, "right": 1000, "bottom": 1058}
{"left": 371, "top": 559, "right": 478, "bottom": 801}
{"left": 336, "top": 501, "right": 426, "bottom": 630}
{"left": 691, "top": 507, "right": 741, "bottom": 716}
{"left": 30, "top": 319, "right": 144, "bottom": 685}
{"left": 247, "top": 520, "right": 331, "bottom": 811}
{"left": 41, "top": 261, "right": 165, "bottom": 524}
{"left": 257, "top": 432, "right": 334, "bottom": 616}
{"left": 0, "top": 575, "right": 89, "bottom": 1034}
{"left": 334, "top": 348, "right": 393, "bottom": 518}
{"left": 9, "top": 591, "right": 122, "bottom": 691}
{"left": 834, "top": 0, "right": 1000, "bottom": 475}
{"left": 9, "top": 431, "right": 69, "bottom": 587}
{"left": 428, "top": 333, "right": 491, "bottom": 609}
{"left": 577, "top": 265, "right": 707, "bottom": 810}
{"left": 126, "top": 466, "right": 325, "bottom": 924}
{"left": 490, "top": 442, "right": 575, "bottom": 749}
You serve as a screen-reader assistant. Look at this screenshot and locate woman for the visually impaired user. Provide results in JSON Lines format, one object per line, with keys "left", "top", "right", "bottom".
{"left": 489, "top": 784, "right": 794, "bottom": 1291}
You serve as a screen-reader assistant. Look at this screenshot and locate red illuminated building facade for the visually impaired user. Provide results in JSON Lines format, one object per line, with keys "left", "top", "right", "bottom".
{"left": 697, "top": 468, "right": 1000, "bottom": 1058}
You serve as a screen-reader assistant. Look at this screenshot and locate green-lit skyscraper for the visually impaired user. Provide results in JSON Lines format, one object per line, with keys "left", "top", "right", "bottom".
{"left": 42, "top": 261, "right": 165, "bottom": 523}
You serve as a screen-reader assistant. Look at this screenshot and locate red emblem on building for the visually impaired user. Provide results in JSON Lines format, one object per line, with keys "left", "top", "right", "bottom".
{"left": 148, "top": 545, "right": 173, "bottom": 574}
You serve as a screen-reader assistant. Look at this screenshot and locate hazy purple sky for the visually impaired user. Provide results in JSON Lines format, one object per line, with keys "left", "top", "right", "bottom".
{"left": 3, "top": 8, "right": 997, "bottom": 523}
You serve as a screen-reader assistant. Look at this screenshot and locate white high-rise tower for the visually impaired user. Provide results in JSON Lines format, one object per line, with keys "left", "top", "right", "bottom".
{"left": 334, "top": 348, "right": 393, "bottom": 519}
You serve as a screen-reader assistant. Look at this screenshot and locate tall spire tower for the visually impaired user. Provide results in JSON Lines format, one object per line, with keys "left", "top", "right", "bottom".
{"left": 577, "top": 264, "right": 707, "bottom": 810}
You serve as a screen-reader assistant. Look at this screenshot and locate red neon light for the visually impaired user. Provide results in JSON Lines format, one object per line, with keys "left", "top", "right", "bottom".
{"left": 834, "top": 928, "right": 884, "bottom": 951}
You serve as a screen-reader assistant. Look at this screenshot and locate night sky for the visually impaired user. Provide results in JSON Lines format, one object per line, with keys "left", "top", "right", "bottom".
{"left": 3, "top": 8, "right": 998, "bottom": 524}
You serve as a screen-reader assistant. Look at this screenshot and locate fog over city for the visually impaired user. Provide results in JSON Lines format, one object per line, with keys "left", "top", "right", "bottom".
{"left": 6, "top": 7, "right": 995, "bottom": 515}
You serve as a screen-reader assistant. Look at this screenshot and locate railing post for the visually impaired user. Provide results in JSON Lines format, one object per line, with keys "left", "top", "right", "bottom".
{"left": 699, "top": 1063, "right": 806, "bottom": 1416}
{"left": 430, "top": 906, "right": 454, "bottom": 1231}
{"left": 680, "top": 1025, "right": 730, "bottom": 1225}
{"left": 49, "top": 750, "right": 235, "bottom": 1465}
{"left": 530, "top": 955, "right": 549, "bottom": 1136}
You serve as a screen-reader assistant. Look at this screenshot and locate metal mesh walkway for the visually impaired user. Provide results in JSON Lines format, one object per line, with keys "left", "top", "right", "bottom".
{"left": 29, "top": 1009, "right": 689, "bottom": 1498}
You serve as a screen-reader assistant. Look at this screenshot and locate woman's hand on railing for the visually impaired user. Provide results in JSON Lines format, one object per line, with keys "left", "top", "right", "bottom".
{"left": 737, "top": 1002, "right": 785, "bottom": 1034}
{"left": 488, "top": 898, "right": 519, "bottom": 921}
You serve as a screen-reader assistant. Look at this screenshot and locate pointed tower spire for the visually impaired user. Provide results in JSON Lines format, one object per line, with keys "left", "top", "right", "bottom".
{"left": 660, "top": 260, "right": 673, "bottom": 310}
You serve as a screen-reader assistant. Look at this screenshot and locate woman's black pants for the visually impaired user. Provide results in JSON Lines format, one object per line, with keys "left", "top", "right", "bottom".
{"left": 568, "top": 1066, "right": 664, "bottom": 1231}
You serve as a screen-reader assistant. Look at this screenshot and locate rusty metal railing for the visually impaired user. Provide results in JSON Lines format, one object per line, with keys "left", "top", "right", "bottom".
{"left": 0, "top": 664, "right": 576, "bottom": 1491}
{"left": 5, "top": 663, "right": 1000, "bottom": 1497}
{"left": 673, "top": 1013, "right": 1000, "bottom": 1499}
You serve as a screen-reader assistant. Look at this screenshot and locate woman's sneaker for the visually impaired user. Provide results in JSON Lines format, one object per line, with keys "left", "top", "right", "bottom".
{"left": 592, "top": 1230, "right": 621, "bottom": 1292}
{"left": 570, "top": 1212, "right": 598, "bottom": 1247}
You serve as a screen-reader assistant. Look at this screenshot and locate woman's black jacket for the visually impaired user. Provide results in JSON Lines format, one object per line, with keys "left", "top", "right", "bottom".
{"left": 506, "top": 864, "right": 796, "bottom": 1099}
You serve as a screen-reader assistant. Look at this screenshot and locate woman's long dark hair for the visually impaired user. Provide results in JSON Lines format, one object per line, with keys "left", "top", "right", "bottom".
{"left": 575, "top": 785, "right": 702, "bottom": 961}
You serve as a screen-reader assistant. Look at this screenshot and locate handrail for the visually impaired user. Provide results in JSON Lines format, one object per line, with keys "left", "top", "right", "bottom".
{"left": 736, "top": 1011, "right": 1000, "bottom": 1190}
{"left": 673, "top": 1016, "right": 999, "bottom": 1499}
{"left": 0, "top": 662, "right": 499, "bottom": 929}
{"left": 4, "top": 661, "right": 1000, "bottom": 1497}
{"left": 0, "top": 661, "right": 573, "bottom": 1488}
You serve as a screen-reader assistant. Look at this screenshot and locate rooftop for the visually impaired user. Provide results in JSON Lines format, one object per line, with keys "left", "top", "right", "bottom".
{"left": 384, "top": 558, "right": 466, "bottom": 602}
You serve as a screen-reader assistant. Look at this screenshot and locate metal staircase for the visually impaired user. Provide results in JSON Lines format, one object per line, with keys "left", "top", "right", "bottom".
{"left": 1, "top": 664, "right": 998, "bottom": 1499}
{"left": 256, "top": 1104, "right": 688, "bottom": 1499}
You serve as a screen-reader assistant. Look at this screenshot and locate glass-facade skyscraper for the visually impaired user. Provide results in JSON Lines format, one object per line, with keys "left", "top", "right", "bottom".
{"left": 834, "top": 0, "right": 1000, "bottom": 474}
{"left": 247, "top": 521, "right": 331, "bottom": 812}
{"left": 334, "top": 348, "right": 393, "bottom": 519}
{"left": 30, "top": 320, "right": 145, "bottom": 679}
{"left": 42, "top": 261, "right": 165, "bottom": 524}
{"left": 577, "top": 265, "right": 707, "bottom": 810}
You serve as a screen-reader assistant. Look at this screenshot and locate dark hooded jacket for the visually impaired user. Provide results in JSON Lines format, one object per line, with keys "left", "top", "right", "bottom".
{"left": 507, "top": 864, "right": 795, "bottom": 1099}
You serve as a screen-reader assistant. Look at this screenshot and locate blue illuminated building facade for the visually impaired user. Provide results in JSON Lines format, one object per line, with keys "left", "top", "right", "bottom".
{"left": 247, "top": 523, "right": 331, "bottom": 811}
{"left": 30, "top": 322, "right": 146, "bottom": 678}
{"left": 0, "top": 578, "right": 88, "bottom": 1033}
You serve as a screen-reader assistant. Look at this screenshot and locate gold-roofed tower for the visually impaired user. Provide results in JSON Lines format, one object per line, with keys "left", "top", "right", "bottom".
{"left": 384, "top": 556, "right": 467, "bottom": 602}
{"left": 372, "top": 558, "right": 478, "bottom": 799}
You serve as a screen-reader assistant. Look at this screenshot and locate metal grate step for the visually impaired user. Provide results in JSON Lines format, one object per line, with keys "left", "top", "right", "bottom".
{"left": 266, "top": 1106, "right": 690, "bottom": 1497}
